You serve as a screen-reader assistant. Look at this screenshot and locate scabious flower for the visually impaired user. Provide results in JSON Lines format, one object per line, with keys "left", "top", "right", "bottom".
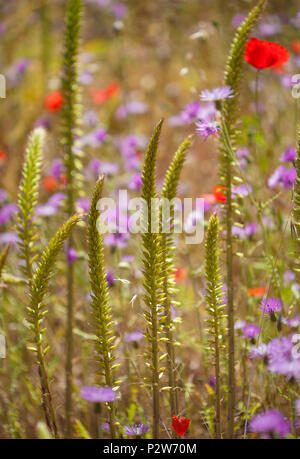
{"left": 124, "top": 424, "right": 150, "bottom": 437}
{"left": 172, "top": 416, "right": 190, "bottom": 436}
{"left": 44, "top": 90, "right": 63, "bottom": 112}
{"left": 196, "top": 119, "right": 220, "bottom": 139}
{"left": 244, "top": 37, "right": 289, "bottom": 69}
{"left": 200, "top": 85, "right": 234, "bottom": 102}
{"left": 80, "top": 386, "right": 117, "bottom": 403}
{"left": 249, "top": 410, "right": 290, "bottom": 438}
{"left": 242, "top": 323, "right": 260, "bottom": 339}
{"left": 259, "top": 297, "right": 282, "bottom": 315}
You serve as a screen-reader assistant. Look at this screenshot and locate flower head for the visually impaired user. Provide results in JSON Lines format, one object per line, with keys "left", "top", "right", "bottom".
{"left": 242, "top": 323, "right": 260, "bottom": 339}
{"left": 249, "top": 410, "right": 290, "bottom": 438}
{"left": 80, "top": 386, "right": 117, "bottom": 403}
{"left": 124, "top": 423, "right": 150, "bottom": 437}
{"left": 259, "top": 297, "right": 282, "bottom": 315}
{"left": 196, "top": 119, "right": 220, "bottom": 139}
{"left": 245, "top": 37, "right": 289, "bottom": 69}
{"left": 213, "top": 185, "right": 226, "bottom": 203}
{"left": 44, "top": 91, "right": 63, "bottom": 112}
{"left": 200, "top": 85, "right": 234, "bottom": 102}
{"left": 172, "top": 416, "right": 190, "bottom": 436}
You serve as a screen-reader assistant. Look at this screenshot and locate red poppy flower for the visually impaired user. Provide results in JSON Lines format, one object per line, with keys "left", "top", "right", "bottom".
{"left": 44, "top": 91, "right": 63, "bottom": 112}
{"left": 213, "top": 185, "right": 227, "bottom": 203}
{"left": 247, "top": 287, "right": 267, "bottom": 297}
{"left": 0, "top": 149, "right": 7, "bottom": 164}
{"left": 292, "top": 40, "right": 300, "bottom": 55}
{"left": 174, "top": 267, "right": 187, "bottom": 283}
{"left": 172, "top": 416, "right": 190, "bottom": 436}
{"left": 43, "top": 176, "right": 59, "bottom": 193}
{"left": 91, "top": 82, "right": 120, "bottom": 105}
{"left": 244, "top": 37, "right": 289, "bottom": 69}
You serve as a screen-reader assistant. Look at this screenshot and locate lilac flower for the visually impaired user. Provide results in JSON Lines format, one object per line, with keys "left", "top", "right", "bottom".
{"left": 249, "top": 410, "right": 290, "bottom": 438}
{"left": 231, "top": 14, "right": 246, "bottom": 28}
{"left": 268, "top": 166, "right": 296, "bottom": 189}
{"left": 259, "top": 297, "right": 282, "bottom": 315}
{"left": 124, "top": 424, "right": 150, "bottom": 437}
{"left": 281, "top": 147, "right": 296, "bottom": 163}
{"left": 115, "top": 101, "right": 148, "bottom": 120}
{"left": 200, "top": 85, "right": 234, "bottom": 102}
{"left": 104, "top": 232, "right": 129, "bottom": 249}
{"left": 77, "top": 197, "right": 91, "bottom": 213}
{"left": 0, "top": 203, "right": 18, "bottom": 225}
{"left": 50, "top": 158, "right": 64, "bottom": 180}
{"left": 105, "top": 270, "right": 114, "bottom": 288}
{"left": 128, "top": 173, "right": 142, "bottom": 191}
{"left": 81, "top": 128, "right": 107, "bottom": 148}
{"left": 242, "top": 323, "right": 260, "bottom": 339}
{"left": 124, "top": 330, "right": 144, "bottom": 343}
{"left": 0, "top": 231, "right": 20, "bottom": 247}
{"left": 112, "top": 3, "right": 128, "bottom": 19}
{"left": 196, "top": 119, "right": 220, "bottom": 139}
{"left": 81, "top": 386, "right": 117, "bottom": 403}
{"left": 48, "top": 193, "right": 65, "bottom": 207}
{"left": 283, "top": 270, "right": 295, "bottom": 284}
{"left": 168, "top": 101, "right": 216, "bottom": 126}
{"left": 232, "top": 184, "right": 252, "bottom": 197}
{"left": 249, "top": 343, "right": 269, "bottom": 359}
{"left": 67, "top": 248, "right": 78, "bottom": 264}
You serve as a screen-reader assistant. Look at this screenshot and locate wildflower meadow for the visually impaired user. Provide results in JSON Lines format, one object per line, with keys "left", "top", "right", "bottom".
{"left": 1, "top": 0, "right": 300, "bottom": 443}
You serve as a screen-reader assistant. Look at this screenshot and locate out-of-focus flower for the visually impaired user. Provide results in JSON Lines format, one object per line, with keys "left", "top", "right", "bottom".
{"left": 124, "top": 424, "right": 149, "bottom": 437}
{"left": 79, "top": 71, "right": 93, "bottom": 85}
{"left": 80, "top": 386, "right": 117, "bottom": 403}
{"left": 209, "top": 376, "right": 216, "bottom": 389}
{"left": 77, "top": 197, "right": 91, "bottom": 213}
{"left": 249, "top": 343, "right": 269, "bottom": 359}
{"left": 172, "top": 416, "right": 190, "bottom": 436}
{"left": 128, "top": 173, "right": 142, "bottom": 191}
{"left": 292, "top": 41, "right": 300, "bottom": 54}
{"left": 105, "top": 270, "right": 114, "bottom": 288}
{"left": 242, "top": 323, "right": 260, "bottom": 339}
{"left": 0, "top": 149, "right": 8, "bottom": 165}
{"left": 244, "top": 37, "right": 289, "bottom": 69}
{"left": 280, "top": 147, "right": 296, "bottom": 162}
{"left": 231, "top": 14, "right": 246, "bottom": 28}
{"left": 213, "top": 185, "right": 226, "bottom": 203}
{"left": 249, "top": 410, "right": 290, "bottom": 438}
{"left": 196, "top": 119, "right": 220, "bottom": 139}
{"left": 115, "top": 101, "right": 148, "bottom": 120}
{"left": 268, "top": 166, "right": 296, "bottom": 189}
{"left": 8, "top": 58, "right": 30, "bottom": 87}
{"left": 104, "top": 232, "right": 129, "bottom": 249}
{"left": 67, "top": 248, "right": 78, "bottom": 264}
{"left": 0, "top": 189, "right": 7, "bottom": 202}
{"left": 83, "top": 110, "right": 98, "bottom": 126}
{"left": 81, "top": 128, "right": 107, "bottom": 148}
{"left": 236, "top": 146, "right": 249, "bottom": 169}
{"left": 0, "top": 203, "right": 18, "bottom": 225}
{"left": 233, "top": 184, "right": 252, "bottom": 197}
{"left": 91, "top": 82, "right": 120, "bottom": 105}
{"left": 0, "top": 231, "right": 20, "bottom": 247}
{"left": 174, "top": 267, "right": 187, "bottom": 283}
{"left": 200, "top": 85, "right": 234, "bottom": 102}
{"left": 124, "top": 330, "right": 144, "bottom": 343}
{"left": 112, "top": 2, "right": 128, "bottom": 19}
{"left": 44, "top": 90, "right": 63, "bottom": 112}
{"left": 247, "top": 287, "right": 267, "bottom": 297}
{"left": 43, "top": 176, "right": 60, "bottom": 193}
{"left": 50, "top": 158, "right": 64, "bottom": 180}
{"left": 258, "top": 18, "right": 282, "bottom": 36}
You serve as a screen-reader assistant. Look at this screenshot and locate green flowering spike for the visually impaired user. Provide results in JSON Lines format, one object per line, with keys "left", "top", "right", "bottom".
{"left": 0, "top": 244, "right": 10, "bottom": 281}
{"left": 17, "top": 128, "right": 45, "bottom": 280}
{"left": 218, "top": 0, "right": 266, "bottom": 438}
{"left": 293, "top": 130, "right": 300, "bottom": 273}
{"left": 161, "top": 136, "right": 191, "bottom": 423}
{"left": 27, "top": 214, "right": 81, "bottom": 439}
{"left": 205, "top": 214, "right": 227, "bottom": 439}
{"left": 61, "top": 0, "right": 83, "bottom": 434}
{"left": 87, "top": 177, "right": 118, "bottom": 439}
{"left": 141, "top": 120, "right": 164, "bottom": 439}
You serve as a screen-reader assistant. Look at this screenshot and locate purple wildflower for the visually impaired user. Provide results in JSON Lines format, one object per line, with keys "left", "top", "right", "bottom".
{"left": 80, "top": 386, "right": 117, "bottom": 403}
{"left": 8, "top": 58, "right": 30, "bottom": 87}
{"left": 249, "top": 343, "right": 269, "bottom": 359}
{"left": 0, "top": 203, "right": 18, "bottom": 225}
{"left": 124, "top": 330, "right": 144, "bottom": 343}
{"left": 232, "top": 14, "right": 246, "bottom": 28}
{"left": 196, "top": 119, "right": 220, "bottom": 139}
{"left": 268, "top": 166, "right": 296, "bottom": 189}
{"left": 105, "top": 270, "right": 114, "bottom": 288}
{"left": 0, "top": 232, "right": 20, "bottom": 247}
{"left": 128, "top": 173, "right": 142, "bottom": 191}
{"left": 242, "top": 323, "right": 260, "bottom": 339}
{"left": 115, "top": 101, "right": 147, "bottom": 120}
{"left": 259, "top": 297, "right": 282, "bottom": 315}
{"left": 281, "top": 147, "right": 296, "bottom": 163}
{"left": 124, "top": 424, "right": 150, "bottom": 437}
{"left": 249, "top": 410, "right": 290, "bottom": 438}
{"left": 104, "top": 232, "right": 129, "bottom": 249}
{"left": 50, "top": 158, "right": 64, "bottom": 180}
{"left": 200, "top": 85, "right": 234, "bottom": 102}
{"left": 67, "top": 248, "right": 78, "bottom": 264}
{"left": 283, "top": 270, "right": 296, "bottom": 284}
{"left": 112, "top": 3, "right": 128, "bottom": 19}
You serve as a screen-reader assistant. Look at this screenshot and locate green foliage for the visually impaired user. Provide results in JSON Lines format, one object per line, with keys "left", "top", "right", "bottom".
{"left": 205, "top": 214, "right": 227, "bottom": 438}
{"left": 0, "top": 244, "right": 10, "bottom": 281}
{"left": 141, "top": 120, "right": 164, "bottom": 438}
{"left": 61, "top": 0, "right": 83, "bottom": 215}
{"left": 17, "top": 128, "right": 45, "bottom": 280}
{"left": 87, "top": 176, "right": 118, "bottom": 438}
{"left": 160, "top": 136, "right": 191, "bottom": 421}
{"left": 27, "top": 214, "right": 81, "bottom": 438}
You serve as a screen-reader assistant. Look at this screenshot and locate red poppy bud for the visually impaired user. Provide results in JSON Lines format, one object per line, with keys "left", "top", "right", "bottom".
{"left": 44, "top": 91, "right": 63, "bottom": 112}
{"left": 213, "top": 185, "right": 227, "bottom": 203}
{"left": 172, "top": 416, "right": 190, "bottom": 436}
